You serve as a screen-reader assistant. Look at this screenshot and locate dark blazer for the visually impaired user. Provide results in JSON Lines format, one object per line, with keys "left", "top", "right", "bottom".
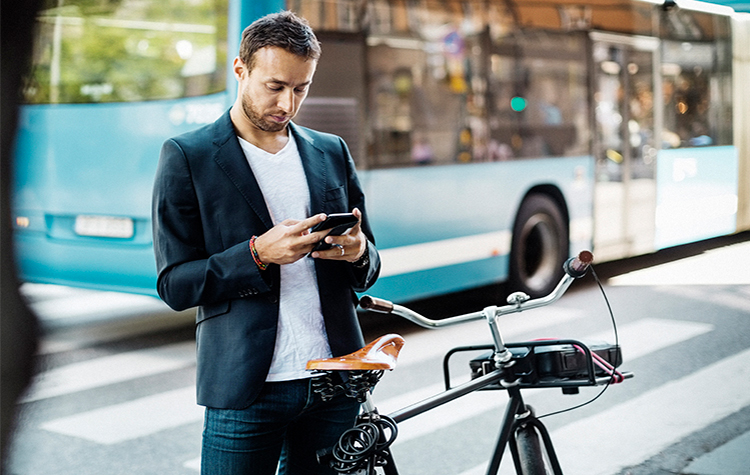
{"left": 152, "top": 110, "right": 380, "bottom": 409}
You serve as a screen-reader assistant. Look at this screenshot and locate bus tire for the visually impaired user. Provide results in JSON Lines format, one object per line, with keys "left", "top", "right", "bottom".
{"left": 515, "top": 425, "right": 549, "bottom": 475}
{"left": 509, "top": 193, "right": 568, "bottom": 298}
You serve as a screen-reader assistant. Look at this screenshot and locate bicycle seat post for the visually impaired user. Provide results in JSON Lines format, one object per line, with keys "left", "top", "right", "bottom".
{"left": 484, "top": 305, "right": 512, "bottom": 367}
{"left": 360, "top": 391, "right": 377, "bottom": 414}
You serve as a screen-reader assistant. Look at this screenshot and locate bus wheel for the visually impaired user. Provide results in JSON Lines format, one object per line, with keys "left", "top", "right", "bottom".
{"left": 509, "top": 193, "right": 568, "bottom": 298}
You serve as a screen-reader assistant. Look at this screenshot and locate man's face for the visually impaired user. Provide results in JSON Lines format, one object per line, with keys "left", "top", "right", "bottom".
{"left": 236, "top": 46, "right": 317, "bottom": 133}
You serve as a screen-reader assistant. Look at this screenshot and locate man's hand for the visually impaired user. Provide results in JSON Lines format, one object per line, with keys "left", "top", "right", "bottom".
{"left": 252, "top": 214, "right": 329, "bottom": 266}
{"left": 309, "top": 208, "right": 367, "bottom": 262}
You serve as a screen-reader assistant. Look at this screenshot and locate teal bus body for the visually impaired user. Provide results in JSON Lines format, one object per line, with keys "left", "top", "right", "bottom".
{"left": 655, "top": 146, "right": 739, "bottom": 249}
{"left": 13, "top": 104, "right": 594, "bottom": 299}
{"left": 12, "top": 0, "right": 745, "bottom": 303}
{"left": 13, "top": 95, "right": 231, "bottom": 294}
{"left": 360, "top": 157, "right": 594, "bottom": 302}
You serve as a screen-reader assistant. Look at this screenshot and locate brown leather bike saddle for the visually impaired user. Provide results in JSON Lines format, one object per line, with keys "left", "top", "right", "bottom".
{"left": 307, "top": 334, "right": 405, "bottom": 371}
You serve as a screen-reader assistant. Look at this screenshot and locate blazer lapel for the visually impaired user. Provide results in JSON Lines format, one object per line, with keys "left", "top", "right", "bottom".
{"left": 211, "top": 111, "right": 274, "bottom": 229}
{"left": 290, "top": 122, "right": 326, "bottom": 215}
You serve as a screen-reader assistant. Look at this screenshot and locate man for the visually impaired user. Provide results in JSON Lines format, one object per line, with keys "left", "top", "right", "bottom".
{"left": 152, "top": 11, "right": 380, "bottom": 474}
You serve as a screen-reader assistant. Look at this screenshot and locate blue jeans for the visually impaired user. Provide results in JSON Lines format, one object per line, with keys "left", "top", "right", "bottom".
{"left": 201, "top": 378, "right": 360, "bottom": 475}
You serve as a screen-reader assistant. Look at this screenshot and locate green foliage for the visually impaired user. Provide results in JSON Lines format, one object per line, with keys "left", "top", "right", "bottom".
{"left": 24, "top": 0, "right": 228, "bottom": 104}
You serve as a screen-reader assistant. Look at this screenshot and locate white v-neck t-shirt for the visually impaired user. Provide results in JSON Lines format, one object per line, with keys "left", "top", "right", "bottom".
{"left": 238, "top": 135, "right": 332, "bottom": 381}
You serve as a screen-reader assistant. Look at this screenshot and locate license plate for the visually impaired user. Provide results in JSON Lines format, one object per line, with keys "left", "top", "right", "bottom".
{"left": 74, "top": 215, "right": 134, "bottom": 239}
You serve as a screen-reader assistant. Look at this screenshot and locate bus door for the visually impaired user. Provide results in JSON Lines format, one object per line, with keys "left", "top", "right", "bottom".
{"left": 591, "top": 33, "right": 660, "bottom": 261}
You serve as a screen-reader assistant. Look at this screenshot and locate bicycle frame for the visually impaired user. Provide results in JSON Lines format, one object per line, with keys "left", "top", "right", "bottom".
{"left": 378, "top": 367, "right": 554, "bottom": 475}
{"left": 361, "top": 338, "right": 619, "bottom": 474}
{"left": 314, "top": 251, "right": 632, "bottom": 475}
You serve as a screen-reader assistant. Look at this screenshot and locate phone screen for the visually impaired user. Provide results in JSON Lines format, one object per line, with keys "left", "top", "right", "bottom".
{"left": 309, "top": 213, "right": 357, "bottom": 252}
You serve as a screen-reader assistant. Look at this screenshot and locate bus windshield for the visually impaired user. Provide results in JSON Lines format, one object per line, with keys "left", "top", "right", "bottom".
{"left": 24, "top": 0, "right": 228, "bottom": 104}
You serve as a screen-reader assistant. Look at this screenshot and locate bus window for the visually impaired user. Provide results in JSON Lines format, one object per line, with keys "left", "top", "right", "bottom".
{"left": 364, "top": 1, "right": 490, "bottom": 168}
{"left": 487, "top": 31, "right": 589, "bottom": 160}
{"left": 659, "top": 8, "right": 732, "bottom": 149}
{"left": 296, "top": 0, "right": 591, "bottom": 168}
{"left": 661, "top": 40, "right": 732, "bottom": 149}
{"left": 287, "top": 0, "right": 363, "bottom": 32}
{"left": 23, "top": 0, "right": 228, "bottom": 104}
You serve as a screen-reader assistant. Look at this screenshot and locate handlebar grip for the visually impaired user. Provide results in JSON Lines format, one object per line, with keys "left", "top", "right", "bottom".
{"left": 358, "top": 295, "right": 394, "bottom": 313}
{"left": 563, "top": 250, "right": 593, "bottom": 278}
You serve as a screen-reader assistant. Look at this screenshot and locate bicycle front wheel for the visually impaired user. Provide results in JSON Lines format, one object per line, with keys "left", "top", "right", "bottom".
{"left": 514, "top": 424, "right": 549, "bottom": 475}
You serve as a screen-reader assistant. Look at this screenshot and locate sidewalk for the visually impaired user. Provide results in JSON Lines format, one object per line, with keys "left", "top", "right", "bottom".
{"left": 680, "top": 430, "right": 750, "bottom": 475}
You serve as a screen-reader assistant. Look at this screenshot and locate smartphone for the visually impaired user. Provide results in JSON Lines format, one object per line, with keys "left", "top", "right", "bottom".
{"left": 309, "top": 213, "right": 358, "bottom": 253}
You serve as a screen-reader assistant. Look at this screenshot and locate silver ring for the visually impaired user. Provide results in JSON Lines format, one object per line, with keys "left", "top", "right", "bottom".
{"left": 335, "top": 244, "right": 345, "bottom": 256}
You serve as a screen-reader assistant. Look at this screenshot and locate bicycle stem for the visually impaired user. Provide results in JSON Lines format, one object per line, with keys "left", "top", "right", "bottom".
{"left": 483, "top": 305, "right": 512, "bottom": 365}
{"left": 488, "top": 272, "right": 578, "bottom": 365}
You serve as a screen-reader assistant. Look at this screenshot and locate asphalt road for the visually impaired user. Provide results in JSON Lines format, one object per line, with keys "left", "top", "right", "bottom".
{"left": 5, "top": 233, "right": 750, "bottom": 475}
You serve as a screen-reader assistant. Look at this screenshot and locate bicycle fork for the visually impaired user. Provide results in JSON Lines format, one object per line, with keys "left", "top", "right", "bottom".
{"left": 487, "top": 384, "right": 563, "bottom": 475}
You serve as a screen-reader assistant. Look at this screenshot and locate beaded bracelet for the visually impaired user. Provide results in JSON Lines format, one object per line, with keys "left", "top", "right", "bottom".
{"left": 249, "top": 236, "right": 268, "bottom": 271}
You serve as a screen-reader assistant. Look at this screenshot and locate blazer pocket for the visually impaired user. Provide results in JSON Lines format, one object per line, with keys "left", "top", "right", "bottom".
{"left": 323, "top": 185, "right": 347, "bottom": 210}
{"left": 196, "top": 300, "right": 231, "bottom": 324}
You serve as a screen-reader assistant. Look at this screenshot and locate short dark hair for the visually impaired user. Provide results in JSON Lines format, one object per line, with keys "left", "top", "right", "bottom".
{"left": 238, "top": 11, "right": 321, "bottom": 71}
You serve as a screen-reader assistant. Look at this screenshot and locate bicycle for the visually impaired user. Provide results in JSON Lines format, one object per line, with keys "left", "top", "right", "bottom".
{"left": 307, "top": 251, "right": 632, "bottom": 475}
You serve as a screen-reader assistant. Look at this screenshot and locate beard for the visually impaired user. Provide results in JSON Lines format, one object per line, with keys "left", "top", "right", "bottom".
{"left": 241, "top": 90, "right": 289, "bottom": 133}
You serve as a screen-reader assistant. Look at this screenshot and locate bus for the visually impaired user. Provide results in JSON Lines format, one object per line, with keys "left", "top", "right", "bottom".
{"left": 13, "top": 0, "right": 750, "bottom": 304}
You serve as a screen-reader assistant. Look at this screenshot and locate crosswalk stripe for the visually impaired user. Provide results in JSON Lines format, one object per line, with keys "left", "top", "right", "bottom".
{"left": 184, "top": 456, "right": 201, "bottom": 471}
{"left": 379, "top": 318, "right": 713, "bottom": 447}
{"left": 461, "top": 319, "right": 724, "bottom": 475}
{"left": 33, "top": 317, "right": 714, "bottom": 462}
{"left": 21, "top": 283, "right": 195, "bottom": 354}
{"left": 592, "top": 317, "right": 713, "bottom": 361}
{"left": 551, "top": 345, "right": 750, "bottom": 475}
{"left": 24, "top": 341, "right": 195, "bottom": 403}
{"left": 25, "top": 284, "right": 169, "bottom": 325}
{"left": 27, "top": 303, "right": 579, "bottom": 408}
{"left": 40, "top": 387, "right": 202, "bottom": 445}
{"left": 655, "top": 285, "right": 750, "bottom": 314}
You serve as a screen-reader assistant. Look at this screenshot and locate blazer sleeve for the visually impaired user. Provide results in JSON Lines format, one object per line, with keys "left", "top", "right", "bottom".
{"left": 152, "top": 138, "right": 271, "bottom": 311}
{"left": 339, "top": 137, "right": 381, "bottom": 292}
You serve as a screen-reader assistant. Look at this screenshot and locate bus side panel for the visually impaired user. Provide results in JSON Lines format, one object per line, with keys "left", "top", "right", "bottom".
{"left": 655, "top": 145, "right": 738, "bottom": 249}
{"left": 14, "top": 234, "right": 158, "bottom": 296}
{"left": 359, "top": 156, "right": 594, "bottom": 302}
{"left": 12, "top": 95, "right": 230, "bottom": 296}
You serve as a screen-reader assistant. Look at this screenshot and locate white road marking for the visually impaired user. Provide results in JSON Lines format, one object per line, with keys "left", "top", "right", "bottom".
{"left": 24, "top": 284, "right": 168, "bottom": 324}
{"left": 594, "top": 317, "right": 713, "bottom": 361}
{"left": 20, "top": 283, "right": 195, "bottom": 354}
{"left": 380, "top": 318, "right": 712, "bottom": 446}
{"left": 31, "top": 315, "right": 713, "bottom": 473}
{"left": 40, "top": 387, "right": 202, "bottom": 445}
{"left": 552, "top": 346, "right": 750, "bottom": 475}
{"left": 27, "top": 311, "right": 607, "bottom": 449}
{"left": 183, "top": 457, "right": 201, "bottom": 471}
{"left": 654, "top": 285, "right": 750, "bottom": 314}
{"left": 23, "top": 341, "right": 195, "bottom": 403}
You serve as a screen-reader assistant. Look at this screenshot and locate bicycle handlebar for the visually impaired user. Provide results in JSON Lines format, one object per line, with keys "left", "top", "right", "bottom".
{"left": 359, "top": 250, "right": 594, "bottom": 329}
{"left": 563, "top": 250, "right": 593, "bottom": 278}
